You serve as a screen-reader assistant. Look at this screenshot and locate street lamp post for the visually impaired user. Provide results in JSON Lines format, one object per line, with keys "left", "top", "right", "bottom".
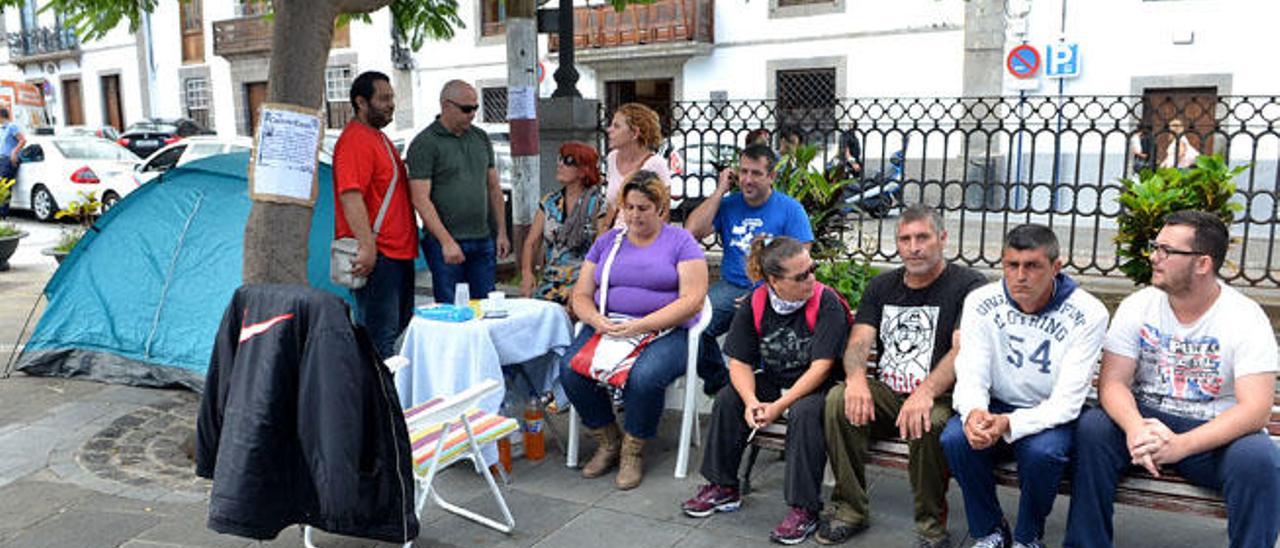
{"left": 551, "top": 0, "right": 580, "bottom": 98}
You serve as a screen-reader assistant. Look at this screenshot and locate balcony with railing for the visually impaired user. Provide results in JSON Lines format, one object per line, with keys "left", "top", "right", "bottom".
{"left": 214, "top": 11, "right": 349, "bottom": 58}
{"left": 549, "top": 0, "right": 714, "bottom": 52}
{"left": 213, "top": 13, "right": 272, "bottom": 57}
{"left": 5, "top": 25, "right": 79, "bottom": 63}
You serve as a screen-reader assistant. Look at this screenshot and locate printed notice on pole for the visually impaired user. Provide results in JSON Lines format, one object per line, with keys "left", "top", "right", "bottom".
{"left": 248, "top": 103, "right": 323, "bottom": 206}
{"left": 507, "top": 86, "right": 537, "bottom": 120}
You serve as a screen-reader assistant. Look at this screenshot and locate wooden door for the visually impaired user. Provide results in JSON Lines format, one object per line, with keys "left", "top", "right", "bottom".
{"left": 606, "top": 78, "right": 673, "bottom": 134}
{"left": 62, "top": 78, "right": 83, "bottom": 125}
{"left": 180, "top": 0, "right": 204, "bottom": 64}
{"left": 245, "top": 81, "right": 267, "bottom": 136}
{"left": 101, "top": 74, "right": 123, "bottom": 131}
{"left": 1143, "top": 87, "right": 1217, "bottom": 167}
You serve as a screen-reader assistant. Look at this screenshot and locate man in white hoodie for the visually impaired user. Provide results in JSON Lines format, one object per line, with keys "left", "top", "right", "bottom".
{"left": 941, "top": 224, "right": 1110, "bottom": 548}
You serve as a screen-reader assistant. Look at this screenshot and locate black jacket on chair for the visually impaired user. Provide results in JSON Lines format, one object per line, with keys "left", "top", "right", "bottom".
{"left": 196, "top": 284, "right": 419, "bottom": 543}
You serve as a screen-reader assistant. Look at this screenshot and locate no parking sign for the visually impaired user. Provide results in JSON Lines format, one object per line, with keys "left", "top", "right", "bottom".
{"left": 1006, "top": 44, "right": 1041, "bottom": 79}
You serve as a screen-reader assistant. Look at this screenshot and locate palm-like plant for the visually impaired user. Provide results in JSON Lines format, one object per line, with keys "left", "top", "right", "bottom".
{"left": 773, "top": 144, "right": 856, "bottom": 261}
{"left": 772, "top": 143, "right": 878, "bottom": 306}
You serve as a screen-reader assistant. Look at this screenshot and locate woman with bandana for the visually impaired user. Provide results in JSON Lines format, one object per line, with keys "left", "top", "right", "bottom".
{"left": 679, "top": 236, "right": 850, "bottom": 545}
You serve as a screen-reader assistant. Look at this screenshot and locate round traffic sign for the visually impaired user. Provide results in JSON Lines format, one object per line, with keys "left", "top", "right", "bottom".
{"left": 1006, "top": 45, "right": 1041, "bottom": 79}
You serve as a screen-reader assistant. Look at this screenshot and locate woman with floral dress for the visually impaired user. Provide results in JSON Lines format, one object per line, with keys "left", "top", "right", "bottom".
{"left": 520, "top": 141, "right": 605, "bottom": 313}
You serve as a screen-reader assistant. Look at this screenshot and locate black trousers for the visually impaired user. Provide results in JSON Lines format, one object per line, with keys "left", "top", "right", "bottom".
{"left": 699, "top": 380, "right": 829, "bottom": 511}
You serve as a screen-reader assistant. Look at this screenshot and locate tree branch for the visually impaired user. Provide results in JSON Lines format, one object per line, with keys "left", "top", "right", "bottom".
{"left": 332, "top": 0, "right": 395, "bottom": 14}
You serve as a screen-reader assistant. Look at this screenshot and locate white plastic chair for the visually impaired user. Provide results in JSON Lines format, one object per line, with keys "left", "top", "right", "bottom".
{"left": 306, "top": 361, "right": 517, "bottom": 547}
{"left": 565, "top": 296, "right": 713, "bottom": 479}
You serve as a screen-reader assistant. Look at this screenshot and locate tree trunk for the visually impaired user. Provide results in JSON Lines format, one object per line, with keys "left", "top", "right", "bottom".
{"left": 506, "top": 0, "right": 538, "bottom": 273}
{"left": 242, "top": 0, "right": 392, "bottom": 284}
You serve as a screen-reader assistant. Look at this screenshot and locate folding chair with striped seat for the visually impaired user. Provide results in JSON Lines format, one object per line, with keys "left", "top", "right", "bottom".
{"left": 403, "top": 378, "right": 519, "bottom": 534}
{"left": 304, "top": 377, "right": 519, "bottom": 547}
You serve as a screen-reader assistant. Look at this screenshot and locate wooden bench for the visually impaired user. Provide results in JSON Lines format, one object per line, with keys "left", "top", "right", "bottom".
{"left": 743, "top": 368, "right": 1280, "bottom": 519}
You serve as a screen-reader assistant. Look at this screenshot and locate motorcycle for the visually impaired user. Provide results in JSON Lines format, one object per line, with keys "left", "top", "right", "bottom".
{"left": 839, "top": 141, "right": 906, "bottom": 218}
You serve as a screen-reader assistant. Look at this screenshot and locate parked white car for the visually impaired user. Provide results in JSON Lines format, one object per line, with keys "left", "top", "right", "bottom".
{"left": 319, "top": 127, "right": 415, "bottom": 165}
{"left": 134, "top": 136, "right": 252, "bottom": 184}
{"left": 9, "top": 136, "right": 141, "bottom": 221}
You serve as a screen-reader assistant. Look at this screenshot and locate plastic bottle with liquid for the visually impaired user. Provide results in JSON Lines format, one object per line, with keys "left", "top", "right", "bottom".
{"left": 523, "top": 397, "right": 546, "bottom": 461}
{"left": 496, "top": 437, "right": 513, "bottom": 473}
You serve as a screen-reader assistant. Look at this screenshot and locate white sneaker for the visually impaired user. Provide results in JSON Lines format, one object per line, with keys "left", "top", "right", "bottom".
{"left": 971, "top": 532, "right": 1007, "bottom": 548}
{"left": 970, "top": 521, "right": 1011, "bottom": 548}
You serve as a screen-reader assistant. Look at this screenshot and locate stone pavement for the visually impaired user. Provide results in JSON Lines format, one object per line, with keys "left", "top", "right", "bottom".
{"left": 0, "top": 215, "right": 1248, "bottom": 548}
{"left": 0, "top": 373, "right": 1240, "bottom": 548}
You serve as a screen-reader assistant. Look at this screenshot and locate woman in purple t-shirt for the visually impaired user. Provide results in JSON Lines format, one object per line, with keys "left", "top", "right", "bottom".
{"left": 562, "top": 170, "right": 708, "bottom": 490}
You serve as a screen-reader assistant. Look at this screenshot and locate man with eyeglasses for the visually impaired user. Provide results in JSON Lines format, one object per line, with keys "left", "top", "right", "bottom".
{"left": 942, "top": 223, "right": 1109, "bottom": 548}
{"left": 1065, "top": 211, "right": 1279, "bottom": 548}
{"left": 816, "top": 204, "right": 986, "bottom": 547}
{"left": 685, "top": 143, "right": 814, "bottom": 396}
{"left": 406, "top": 79, "right": 510, "bottom": 305}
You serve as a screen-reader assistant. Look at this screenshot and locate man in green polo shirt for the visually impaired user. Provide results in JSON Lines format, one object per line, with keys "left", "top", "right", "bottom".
{"left": 406, "top": 80, "right": 511, "bottom": 305}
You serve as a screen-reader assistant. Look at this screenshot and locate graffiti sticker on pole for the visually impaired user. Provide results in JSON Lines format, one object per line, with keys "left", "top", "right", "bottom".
{"left": 1006, "top": 44, "right": 1041, "bottom": 79}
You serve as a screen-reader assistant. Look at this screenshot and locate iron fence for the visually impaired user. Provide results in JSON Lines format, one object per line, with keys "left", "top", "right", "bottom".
{"left": 597, "top": 95, "right": 1280, "bottom": 287}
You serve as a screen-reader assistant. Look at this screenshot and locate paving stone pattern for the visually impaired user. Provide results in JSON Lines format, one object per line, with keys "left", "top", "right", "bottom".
{"left": 77, "top": 393, "right": 208, "bottom": 495}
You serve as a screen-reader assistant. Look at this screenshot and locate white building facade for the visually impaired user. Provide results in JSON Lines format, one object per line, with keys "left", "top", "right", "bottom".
{"left": 4, "top": 1, "right": 1278, "bottom": 140}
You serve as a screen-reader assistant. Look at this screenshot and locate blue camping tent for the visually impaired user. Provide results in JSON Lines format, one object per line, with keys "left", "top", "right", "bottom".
{"left": 16, "top": 152, "right": 356, "bottom": 390}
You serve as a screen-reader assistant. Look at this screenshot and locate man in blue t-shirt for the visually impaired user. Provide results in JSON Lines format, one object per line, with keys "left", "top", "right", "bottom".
{"left": 0, "top": 107, "right": 26, "bottom": 182}
{"left": 685, "top": 143, "right": 813, "bottom": 394}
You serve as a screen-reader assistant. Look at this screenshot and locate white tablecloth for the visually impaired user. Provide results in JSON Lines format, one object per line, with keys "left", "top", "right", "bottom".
{"left": 395, "top": 298, "right": 573, "bottom": 461}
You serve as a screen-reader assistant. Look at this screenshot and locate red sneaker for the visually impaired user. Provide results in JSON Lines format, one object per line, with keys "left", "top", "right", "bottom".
{"left": 770, "top": 506, "right": 819, "bottom": 545}
{"left": 680, "top": 483, "right": 741, "bottom": 518}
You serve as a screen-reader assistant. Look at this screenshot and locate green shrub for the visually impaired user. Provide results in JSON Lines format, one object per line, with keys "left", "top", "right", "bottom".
{"left": 1114, "top": 155, "right": 1245, "bottom": 284}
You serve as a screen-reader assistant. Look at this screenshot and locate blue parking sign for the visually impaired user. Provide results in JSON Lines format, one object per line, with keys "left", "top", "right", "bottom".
{"left": 1045, "top": 43, "right": 1080, "bottom": 78}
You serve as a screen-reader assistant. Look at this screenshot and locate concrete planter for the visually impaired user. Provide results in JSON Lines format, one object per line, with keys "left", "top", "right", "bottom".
{"left": 0, "top": 230, "right": 27, "bottom": 271}
{"left": 40, "top": 247, "right": 69, "bottom": 264}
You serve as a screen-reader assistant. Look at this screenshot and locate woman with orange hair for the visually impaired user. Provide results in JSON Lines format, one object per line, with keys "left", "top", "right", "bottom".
{"left": 520, "top": 141, "right": 607, "bottom": 308}
{"left": 599, "top": 102, "right": 670, "bottom": 229}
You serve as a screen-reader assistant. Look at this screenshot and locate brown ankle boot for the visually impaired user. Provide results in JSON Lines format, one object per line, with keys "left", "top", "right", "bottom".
{"left": 581, "top": 423, "right": 622, "bottom": 478}
{"left": 615, "top": 434, "right": 645, "bottom": 490}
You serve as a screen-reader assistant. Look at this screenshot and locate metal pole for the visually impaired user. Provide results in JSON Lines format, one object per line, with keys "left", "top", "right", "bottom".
{"left": 551, "top": 0, "right": 580, "bottom": 98}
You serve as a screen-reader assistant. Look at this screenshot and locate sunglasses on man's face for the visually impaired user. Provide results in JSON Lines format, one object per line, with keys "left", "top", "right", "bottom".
{"left": 558, "top": 155, "right": 577, "bottom": 167}
{"left": 447, "top": 99, "right": 479, "bottom": 114}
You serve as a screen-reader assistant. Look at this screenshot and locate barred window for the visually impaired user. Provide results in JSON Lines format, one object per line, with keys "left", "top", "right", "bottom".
{"left": 776, "top": 68, "right": 836, "bottom": 132}
{"left": 482, "top": 86, "right": 507, "bottom": 124}
{"left": 185, "top": 78, "right": 210, "bottom": 128}
{"left": 325, "top": 66, "right": 353, "bottom": 103}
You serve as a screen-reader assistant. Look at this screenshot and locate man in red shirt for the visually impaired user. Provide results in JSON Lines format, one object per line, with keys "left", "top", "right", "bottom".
{"left": 333, "top": 71, "right": 418, "bottom": 358}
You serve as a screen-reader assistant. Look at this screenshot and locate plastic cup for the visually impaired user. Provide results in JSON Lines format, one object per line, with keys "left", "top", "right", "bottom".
{"left": 454, "top": 283, "right": 470, "bottom": 308}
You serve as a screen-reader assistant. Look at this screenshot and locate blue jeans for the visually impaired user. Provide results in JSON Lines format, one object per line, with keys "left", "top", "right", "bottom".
{"left": 1065, "top": 405, "right": 1280, "bottom": 548}
{"left": 940, "top": 400, "right": 1075, "bottom": 544}
{"left": 422, "top": 234, "right": 496, "bottom": 305}
{"left": 696, "top": 280, "right": 751, "bottom": 395}
{"left": 558, "top": 325, "right": 689, "bottom": 439}
{"left": 351, "top": 255, "right": 415, "bottom": 359}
